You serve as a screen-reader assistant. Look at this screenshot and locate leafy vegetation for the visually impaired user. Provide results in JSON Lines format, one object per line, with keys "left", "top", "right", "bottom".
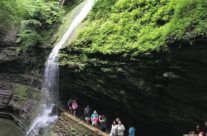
{"left": 1, "top": 0, "right": 206, "bottom": 55}
{"left": 0, "top": 0, "right": 64, "bottom": 52}
{"left": 63, "top": 0, "right": 207, "bottom": 58}
{"left": 17, "top": 0, "right": 64, "bottom": 52}
{"left": 0, "top": 0, "right": 24, "bottom": 26}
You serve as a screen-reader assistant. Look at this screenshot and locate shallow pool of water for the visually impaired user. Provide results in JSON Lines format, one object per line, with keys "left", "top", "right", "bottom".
{"left": 0, "top": 118, "right": 24, "bottom": 136}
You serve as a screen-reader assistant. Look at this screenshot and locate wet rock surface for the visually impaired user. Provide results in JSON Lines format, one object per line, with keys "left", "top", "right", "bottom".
{"left": 0, "top": 40, "right": 47, "bottom": 130}
{"left": 59, "top": 39, "right": 207, "bottom": 136}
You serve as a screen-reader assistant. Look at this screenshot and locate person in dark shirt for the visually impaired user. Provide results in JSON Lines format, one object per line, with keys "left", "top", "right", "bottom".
{"left": 99, "top": 114, "right": 107, "bottom": 132}
{"left": 67, "top": 99, "right": 73, "bottom": 113}
{"left": 84, "top": 105, "right": 91, "bottom": 124}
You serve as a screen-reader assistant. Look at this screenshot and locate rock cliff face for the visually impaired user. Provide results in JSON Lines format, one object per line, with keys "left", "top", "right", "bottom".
{"left": 0, "top": 35, "right": 48, "bottom": 130}
{"left": 59, "top": 39, "right": 207, "bottom": 136}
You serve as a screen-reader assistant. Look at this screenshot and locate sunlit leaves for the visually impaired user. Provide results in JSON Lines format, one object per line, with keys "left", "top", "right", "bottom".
{"left": 66, "top": 0, "right": 207, "bottom": 57}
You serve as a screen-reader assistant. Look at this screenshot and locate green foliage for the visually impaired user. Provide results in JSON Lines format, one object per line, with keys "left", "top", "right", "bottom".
{"left": 0, "top": 0, "right": 64, "bottom": 52}
{"left": 65, "top": 0, "right": 207, "bottom": 58}
{"left": 0, "top": 0, "right": 24, "bottom": 26}
{"left": 17, "top": 29, "right": 42, "bottom": 52}
{"left": 27, "top": 1, "right": 65, "bottom": 28}
{"left": 169, "top": 0, "right": 207, "bottom": 40}
{"left": 14, "top": 84, "right": 40, "bottom": 104}
{"left": 15, "top": 0, "right": 64, "bottom": 52}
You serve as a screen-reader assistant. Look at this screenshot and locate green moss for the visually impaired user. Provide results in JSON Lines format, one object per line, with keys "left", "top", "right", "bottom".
{"left": 169, "top": 0, "right": 207, "bottom": 40}
{"left": 61, "top": 0, "right": 207, "bottom": 59}
{"left": 14, "top": 84, "right": 40, "bottom": 103}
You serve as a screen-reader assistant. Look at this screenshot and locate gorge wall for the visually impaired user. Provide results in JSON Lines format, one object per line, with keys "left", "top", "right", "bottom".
{"left": 0, "top": 32, "right": 48, "bottom": 130}
{"left": 0, "top": 1, "right": 207, "bottom": 135}
{"left": 59, "top": 39, "right": 207, "bottom": 136}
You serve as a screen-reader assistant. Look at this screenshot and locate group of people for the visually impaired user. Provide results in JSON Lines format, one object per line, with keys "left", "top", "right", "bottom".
{"left": 67, "top": 99, "right": 136, "bottom": 136}
{"left": 67, "top": 99, "right": 108, "bottom": 131}
{"left": 84, "top": 105, "right": 107, "bottom": 131}
{"left": 110, "top": 118, "right": 135, "bottom": 136}
{"left": 188, "top": 121, "right": 207, "bottom": 136}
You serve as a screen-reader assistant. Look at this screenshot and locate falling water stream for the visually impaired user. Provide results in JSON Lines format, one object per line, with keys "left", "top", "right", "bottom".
{"left": 26, "top": 0, "right": 95, "bottom": 135}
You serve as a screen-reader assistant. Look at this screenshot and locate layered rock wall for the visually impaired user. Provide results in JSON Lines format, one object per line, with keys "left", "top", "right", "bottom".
{"left": 0, "top": 40, "right": 48, "bottom": 130}
{"left": 59, "top": 39, "right": 207, "bottom": 136}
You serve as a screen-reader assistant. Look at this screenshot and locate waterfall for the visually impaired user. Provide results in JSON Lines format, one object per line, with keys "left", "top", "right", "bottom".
{"left": 26, "top": 0, "right": 95, "bottom": 135}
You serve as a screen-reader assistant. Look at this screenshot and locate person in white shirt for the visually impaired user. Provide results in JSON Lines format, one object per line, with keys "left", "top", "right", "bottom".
{"left": 110, "top": 121, "right": 118, "bottom": 136}
{"left": 117, "top": 121, "right": 125, "bottom": 136}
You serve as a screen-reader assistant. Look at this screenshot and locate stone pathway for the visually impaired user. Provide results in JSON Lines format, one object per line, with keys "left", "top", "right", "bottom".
{"left": 48, "top": 112, "right": 107, "bottom": 136}
{"left": 62, "top": 112, "right": 108, "bottom": 136}
{"left": 50, "top": 111, "right": 109, "bottom": 136}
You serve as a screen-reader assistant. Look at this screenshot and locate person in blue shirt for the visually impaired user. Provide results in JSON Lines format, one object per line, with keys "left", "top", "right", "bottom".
{"left": 91, "top": 110, "right": 99, "bottom": 127}
{"left": 129, "top": 126, "right": 135, "bottom": 136}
